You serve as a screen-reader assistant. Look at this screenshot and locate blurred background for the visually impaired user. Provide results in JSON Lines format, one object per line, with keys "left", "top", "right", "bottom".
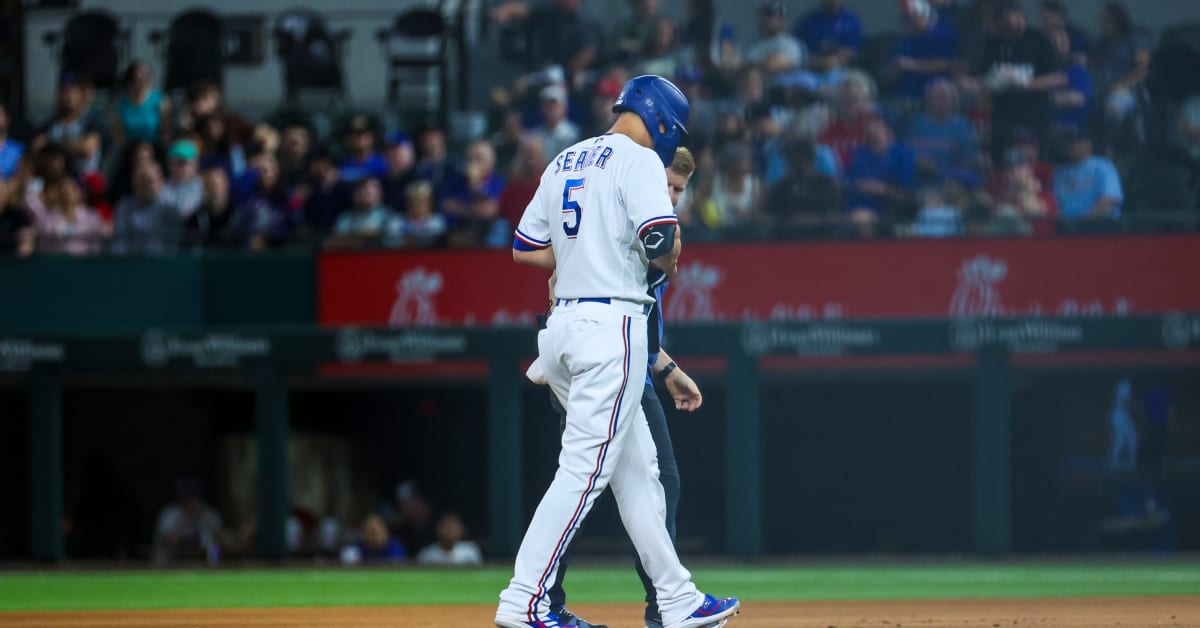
{"left": 0, "top": 0, "right": 1198, "bottom": 567}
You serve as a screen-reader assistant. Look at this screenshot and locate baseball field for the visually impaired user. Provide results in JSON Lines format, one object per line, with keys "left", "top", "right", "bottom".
{"left": 1, "top": 562, "right": 1198, "bottom": 627}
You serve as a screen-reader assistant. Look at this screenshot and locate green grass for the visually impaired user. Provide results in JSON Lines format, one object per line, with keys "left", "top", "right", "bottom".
{"left": 1, "top": 563, "right": 1198, "bottom": 612}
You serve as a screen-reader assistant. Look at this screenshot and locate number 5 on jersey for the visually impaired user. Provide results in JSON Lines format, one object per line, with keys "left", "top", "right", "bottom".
{"left": 562, "top": 178, "right": 585, "bottom": 238}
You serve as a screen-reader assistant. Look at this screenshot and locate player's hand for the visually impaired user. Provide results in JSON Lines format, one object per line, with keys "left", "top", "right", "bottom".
{"left": 665, "top": 368, "right": 702, "bottom": 412}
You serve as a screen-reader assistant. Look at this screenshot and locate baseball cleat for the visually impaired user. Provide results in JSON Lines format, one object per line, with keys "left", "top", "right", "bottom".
{"left": 495, "top": 616, "right": 561, "bottom": 628}
{"left": 551, "top": 606, "right": 608, "bottom": 628}
{"left": 675, "top": 594, "right": 740, "bottom": 628}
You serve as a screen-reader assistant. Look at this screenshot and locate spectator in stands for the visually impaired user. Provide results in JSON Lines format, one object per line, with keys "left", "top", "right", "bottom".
{"left": 704, "top": 142, "right": 763, "bottom": 228}
{"left": 160, "top": 140, "right": 204, "bottom": 219}
{"left": 586, "top": 74, "right": 624, "bottom": 137}
{"left": 277, "top": 124, "right": 312, "bottom": 192}
{"left": 196, "top": 114, "right": 247, "bottom": 183}
{"left": 414, "top": 125, "right": 459, "bottom": 206}
{"left": 910, "top": 183, "right": 965, "bottom": 237}
{"left": 385, "top": 180, "right": 447, "bottom": 248}
{"left": 747, "top": 2, "right": 805, "bottom": 75}
{"left": 0, "top": 104, "right": 24, "bottom": 180}
{"left": 636, "top": 15, "right": 684, "bottom": 78}
{"left": 112, "top": 162, "right": 179, "bottom": 254}
{"left": 490, "top": 0, "right": 599, "bottom": 85}
{"left": 794, "top": 0, "right": 861, "bottom": 74}
{"left": 498, "top": 136, "right": 547, "bottom": 230}
{"left": 965, "top": 0, "right": 1064, "bottom": 163}
{"left": 178, "top": 80, "right": 254, "bottom": 148}
{"left": 338, "top": 115, "right": 387, "bottom": 183}
{"left": 992, "top": 152, "right": 1056, "bottom": 234}
{"left": 845, "top": 118, "right": 916, "bottom": 237}
{"left": 240, "top": 154, "right": 293, "bottom": 250}
{"left": 894, "top": 0, "right": 960, "bottom": 104}
{"left": 152, "top": 477, "right": 225, "bottom": 566}
{"left": 820, "top": 70, "right": 880, "bottom": 168}
{"left": 490, "top": 109, "right": 526, "bottom": 175}
{"left": 532, "top": 84, "right": 581, "bottom": 159}
{"left": 329, "top": 177, "right": 392, "bottom": 247}
{"left": 28, "top": 176, "right": 106, "bottom": 256}
{"left": 444, "top": 140, "right": 505, "bottom": 245}
{"left": 611, "top": 0, "right": 661, "bottom": 63}
{"left": 1040, "top": 0, "right": 1088, "bottom": 65}
{"left": 34, "top": 72, "right": 103, "bottom": 175}
{"left": 344, "top": 514, "right": 406, "bottom": 564}
{"left": 416, "top": 513, "right": 483, "bottom": 565}
{"left": 380, "top": 132, "right": 417, "bottom": 215}
{"left": 0, "top": 176, "right": 34, "bottom": 257}
{"left": 1125, "top": 96, "right": 1200, "bottom": 216}
{"left": 300, "top": 149, "right": 348, "bottom": 235}
{"left": 1053, "top": 127, "right": 1123, "bottom": 221}
{"left": 1049, "top": 27, "right": 1094, "bottom": 133}
{"left": 989, "top": 128, "right": 1054, "bottom": 197}
{"left": 112, "top": 61, "right": 171, "bottom": 147}
{"left": 1091, "top": 2, "right": 1151, "bottom": 151}
{"left": 108, "top": 140, "right": 162, "bottom": 209}
{"left": 81, "top": 171, "right": 111, "bottom": 224}
{"left": 749, "top": 104, "right": 786, "bottom": 186}
{"left": 184, "top": 165, "right": 242, "bottom": 249}
{"left": 907, "top": 79, "right": 981, "bottom": 188}
{"left": 763, "top": 137, "right": 840, "bottom": 236}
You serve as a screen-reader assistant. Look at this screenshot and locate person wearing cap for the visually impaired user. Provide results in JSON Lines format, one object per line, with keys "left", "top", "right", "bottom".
{"left": 894, "top": 0, "right": 960, "bottom": 102}
{"left": 964, "top": 0, "right": 1065, "bottom": 164}
{"left": 338, "top": 115, "right": 388, "bottom": 183}
{"left": 160, "top": 140, "right": 204, "bottom": 218}
{"left": 381, "top": 131, "right": 418, "bottom": 215}
{"left": 1052, "top": 128, "right": 1122, "bottom": 221}
{"left": 532, "top": 84, "right": 581, "bottom": 158}
{"left": 794, "top": 0, "right": 862, "bottom": 73}
{"left": 34, "top": 72, "right": 104, "bottom": 175}
{"left": 588, "top": 74, "right": 625, "bottom": 136}
{"left": 746, "top": 2, "right": 806, "bottom": 74}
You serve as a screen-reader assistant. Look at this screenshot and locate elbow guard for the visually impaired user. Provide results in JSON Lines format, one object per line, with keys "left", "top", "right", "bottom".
{"left": 640, "top": 222, "right": 677, "bottom": 260}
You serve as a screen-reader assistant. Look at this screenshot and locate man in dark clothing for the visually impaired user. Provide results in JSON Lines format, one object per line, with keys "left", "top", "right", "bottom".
{"left": 967, "top": 0, "right": 1065, "bottom": 163}
{"left": 184, "top": 165, "right": 243, "bottom": 248}
{"left": 490, "top": 0, "right": 600, "bottom": 81}
{"left": 764, "top": 138, "right": 841, "bottom": 237}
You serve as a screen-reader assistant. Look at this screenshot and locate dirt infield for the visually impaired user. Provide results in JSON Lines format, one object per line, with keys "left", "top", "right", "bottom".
{"left": 2, "top": 597, "right": 1197, "bottom": 627}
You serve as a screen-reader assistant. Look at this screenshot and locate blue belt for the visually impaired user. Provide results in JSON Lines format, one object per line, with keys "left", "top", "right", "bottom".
{"left": 555, "top": 298, "right": 652, "bottom": 315}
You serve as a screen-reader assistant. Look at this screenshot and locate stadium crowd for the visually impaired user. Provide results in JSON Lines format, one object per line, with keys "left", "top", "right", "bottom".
{"left": 0, "top": 0, "right": 1197, "bottom": 257}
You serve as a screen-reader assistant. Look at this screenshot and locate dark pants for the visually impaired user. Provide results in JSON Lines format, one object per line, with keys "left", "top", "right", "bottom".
{"left": 547, "top": 383, "right": 681, "bottom": 623}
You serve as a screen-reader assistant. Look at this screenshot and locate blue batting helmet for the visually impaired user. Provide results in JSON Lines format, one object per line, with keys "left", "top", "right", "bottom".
{"left": 612, "top": 75, "right": 690, "bottom": 167}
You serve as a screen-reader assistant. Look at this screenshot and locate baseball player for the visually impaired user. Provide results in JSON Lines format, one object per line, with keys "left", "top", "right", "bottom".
{"left": 538, "top": 147, "right": 702, "bottom": 628}
{"left": 496, "top": 75, "right": 739, "bottom": 628}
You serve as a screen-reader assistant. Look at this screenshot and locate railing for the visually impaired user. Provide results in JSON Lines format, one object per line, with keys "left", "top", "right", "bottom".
{"left": 9, "top": 314, "right": 1199, "bottom": 561}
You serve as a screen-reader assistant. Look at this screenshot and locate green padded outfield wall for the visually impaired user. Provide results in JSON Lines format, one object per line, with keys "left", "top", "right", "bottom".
{"left": 0, "top": 252, "right": 315, "bottom": 333}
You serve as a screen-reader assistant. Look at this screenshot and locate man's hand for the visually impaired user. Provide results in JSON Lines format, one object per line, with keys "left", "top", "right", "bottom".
{"left": 664, "top": 368, "right": 703, "bottom": 412}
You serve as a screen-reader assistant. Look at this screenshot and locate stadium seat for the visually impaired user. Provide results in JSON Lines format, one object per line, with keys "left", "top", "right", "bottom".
{"left": 274, "top": 9, "right": 351, "bottom": 110}
{"left": 150, "top": 8, "right": 224, "bottom": 92}
{"left": 41, "top": 10, "right": 127, "bottom": 90}
{"left": 375, "top": 5, "right": 457, "bottom": 129}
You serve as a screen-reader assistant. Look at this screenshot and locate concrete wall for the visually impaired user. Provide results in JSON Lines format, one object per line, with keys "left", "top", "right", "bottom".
{"left": 22, "top": 0, "right": 1200, "bottom": 121}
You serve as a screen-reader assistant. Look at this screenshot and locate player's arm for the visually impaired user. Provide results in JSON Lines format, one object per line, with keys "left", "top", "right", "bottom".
{"left": 654, "top": 348, "right": 702, "bottom": 412}
{"left": 513, "top": 175, "right": 555, "bottom": 268}
{"left": 513, "top": 245, "right": 556, "bottom": 269}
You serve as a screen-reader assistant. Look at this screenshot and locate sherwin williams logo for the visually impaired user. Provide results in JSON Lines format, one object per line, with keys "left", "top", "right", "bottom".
{"left": 140, "top": 330, "right": 271, "bottom": 368}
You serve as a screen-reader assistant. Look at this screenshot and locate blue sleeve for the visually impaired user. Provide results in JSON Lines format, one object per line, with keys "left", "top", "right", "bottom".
{"left": 1073, "top": 66, "right": 1095, "bottom": 102}
{"left": 894, "top": 146, "right": 917, "bottom": 190}
{"left": 1099, "top": 160, "right": 1123, "bottom": 203}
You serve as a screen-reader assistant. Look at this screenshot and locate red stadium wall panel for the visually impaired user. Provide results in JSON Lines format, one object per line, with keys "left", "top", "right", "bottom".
{"left": 318, "top": 235, "right": 1200, "bottom": 326}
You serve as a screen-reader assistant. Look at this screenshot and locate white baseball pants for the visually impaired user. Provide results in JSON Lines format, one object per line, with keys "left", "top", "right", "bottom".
{"left": 497, "top": 300, "right": 702, "bottom": 627}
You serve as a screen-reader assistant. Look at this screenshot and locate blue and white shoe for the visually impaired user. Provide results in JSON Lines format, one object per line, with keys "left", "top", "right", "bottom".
{"left": 495, "top": 615, "right": 561, "bottom": 628}
{"left": 675, "top": 594, "right": 740, "bottom": 628}
{"left": 551, "top": 606, "right": 608, "bottom": 628}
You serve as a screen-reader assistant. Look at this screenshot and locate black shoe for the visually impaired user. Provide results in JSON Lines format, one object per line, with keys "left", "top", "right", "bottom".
{"left": 551, "top": 606, "right": 609, "bottom": 628}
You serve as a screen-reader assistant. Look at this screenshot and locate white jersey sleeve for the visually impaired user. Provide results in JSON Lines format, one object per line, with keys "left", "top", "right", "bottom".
{"left": 620, "top": 150, "right": 677, "bottom": 252}
{"left": 513, "top": 172, "right": 553, "bottom": 250}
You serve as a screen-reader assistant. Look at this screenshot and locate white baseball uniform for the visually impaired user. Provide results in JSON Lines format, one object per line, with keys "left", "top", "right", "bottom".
{"left": 498, "top": 133, "right": 703, "bottom": 627}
